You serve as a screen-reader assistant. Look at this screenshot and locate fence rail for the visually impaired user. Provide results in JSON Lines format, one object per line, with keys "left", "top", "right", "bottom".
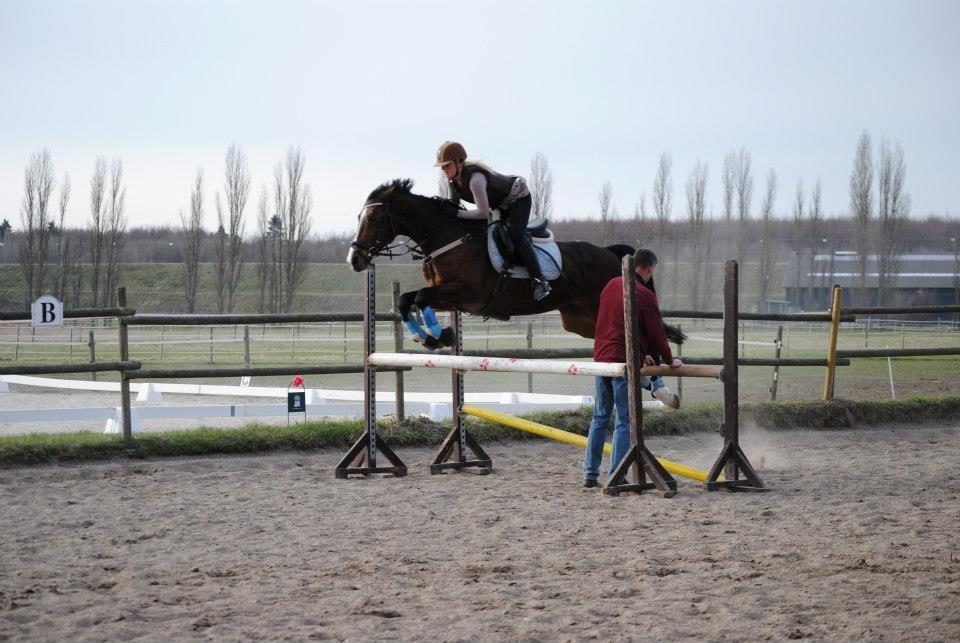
{"left": 0, "top": 360, "right": 141, "bottom": 376}
{"left": 0, "top": 307, "right": 134, "bottom": 322}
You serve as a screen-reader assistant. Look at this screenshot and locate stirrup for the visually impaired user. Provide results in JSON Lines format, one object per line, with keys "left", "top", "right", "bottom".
{"left": 532, "top": 278, "right": 552, "bottom": 301}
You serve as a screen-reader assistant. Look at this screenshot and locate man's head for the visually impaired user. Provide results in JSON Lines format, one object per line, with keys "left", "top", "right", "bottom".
{"left": 633, "top": 248, "right": 657, "bottom": 282}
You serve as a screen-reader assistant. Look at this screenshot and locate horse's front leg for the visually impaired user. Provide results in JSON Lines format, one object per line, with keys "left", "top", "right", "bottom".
{"left": 414, "top": 285, "right": 474, "bottom": 349}
{"left": 398, "top": 289, "right": 430, "bottom": 344}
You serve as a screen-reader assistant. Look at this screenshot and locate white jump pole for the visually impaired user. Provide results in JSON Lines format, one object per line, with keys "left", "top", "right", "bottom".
{"left": 368, "top": 352, "right": 722, "bottom": 380}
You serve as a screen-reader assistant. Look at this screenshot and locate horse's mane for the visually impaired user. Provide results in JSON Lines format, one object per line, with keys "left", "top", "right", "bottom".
{"left": 368, "top": 178, "right": 480, "bottom": 227}
{"left": 367, "top": 178, "right": 415, "bottom": 201}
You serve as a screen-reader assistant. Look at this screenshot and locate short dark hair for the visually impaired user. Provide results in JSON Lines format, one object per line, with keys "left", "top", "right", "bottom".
{"left": 633, "top": 248, "right": 657, "bottom": 268}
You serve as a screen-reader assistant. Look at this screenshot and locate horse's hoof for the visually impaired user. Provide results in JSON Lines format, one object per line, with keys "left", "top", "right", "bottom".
{"left": 438, "top": 327, "right": 455, "bottom": 347}
{"left": 422, "top": 336, "right": 441, "bottom": 351}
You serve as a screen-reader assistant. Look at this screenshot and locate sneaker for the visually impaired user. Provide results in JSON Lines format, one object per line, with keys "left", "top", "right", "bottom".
{"left": 582, "top": 478, "right": 600, "bottom": 488}
{"left": 653, "top": 386, "right": 680, "bottom": 410}
{"left": 532, "top": 278, "right": 552, "bottom": 301}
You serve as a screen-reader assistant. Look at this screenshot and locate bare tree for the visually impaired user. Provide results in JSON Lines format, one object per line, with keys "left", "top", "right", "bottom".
{"left": 756, "top": 170, "right": 778, "bottom": 311}
{"left": 180, "top": 168, "right": 205, "bottom": 313}
{"left": 52, "top": 173, "right": 73, "bottom": 301}
{"left": 437, "top": 172, "right": 450, "bottom": 199}
{"left": 529, "top": 152, "right": 553, "bottom": 220}
{"left": 876, "top": 139, "right": 909, "bottom": 307}
{"left": 254, "top": 187, "right": 273, "bottom": 313}
{"left": 213, "top": 223, "right": 228, "bottom": 313}
{"left": 850, "top": 131, "right": 874, "bottom": 306}
{"left": 17, "top": 149, "right": 56, "bottom": 305}
{"left": 721, "top": 150, "right": 736, "bottom": 261}
{"left": 792, "top": 179, "right": 805, "bottom": 309}
{"left": 734, "top": 148, "right": 753, "bottom": 281}
{"left": 88, "top": 157, "right": 108, "bottom": 306}
{"left": 633, "top": 191, "right": 648, "bottom": 246}
{"left": 807, "top": 178, "right": 823, "bottom": 306}
{"left": 598, "top": 181, "right": 613, "bottom": 245}
{"left": 214, "top": 144, "right": 250, "bottom": 312}
{"left": 276, "top": 147, "right": 313, "bottom": 312}
{"left": 102, "top": 158, "right": 127, "bottom": 305}
{"left": 652, "top": 152, "right": 672, "bottom": 247}
{"left": 685, "top": 160, "right": 708, "bottom": 309}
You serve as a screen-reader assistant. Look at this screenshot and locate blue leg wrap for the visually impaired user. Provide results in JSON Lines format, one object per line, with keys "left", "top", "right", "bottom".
{"left": 405, "top": 317, "right": 429, "bottom": 343}
{"left": 421, "top": 306, "right": 443, "bottom": 338}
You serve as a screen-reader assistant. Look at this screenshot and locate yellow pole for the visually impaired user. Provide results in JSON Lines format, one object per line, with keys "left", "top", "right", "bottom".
{"left": 823, "top": 285, "right": 843, "bottom": 400}
{"left": 462, "top": 405, "right": 711, "bottom": 482}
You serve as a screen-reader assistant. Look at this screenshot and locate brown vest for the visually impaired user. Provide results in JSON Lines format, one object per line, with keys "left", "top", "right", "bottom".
{"left": 450, "top": 163, "right": 516, "bottom": 209}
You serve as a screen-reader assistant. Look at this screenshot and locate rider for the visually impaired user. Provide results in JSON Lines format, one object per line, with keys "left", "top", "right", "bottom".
{"left": 434, "top": 141, "right": 552, "bottom": 301}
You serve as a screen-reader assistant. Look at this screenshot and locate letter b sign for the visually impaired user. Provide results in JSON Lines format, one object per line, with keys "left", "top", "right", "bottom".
{"left": 31, "top": 296, "right": 64, "bottom": 327}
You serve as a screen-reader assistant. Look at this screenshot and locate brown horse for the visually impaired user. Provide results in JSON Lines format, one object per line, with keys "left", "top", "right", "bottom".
{"left": 348, "top": 179, "right": 683, "bottom": 350}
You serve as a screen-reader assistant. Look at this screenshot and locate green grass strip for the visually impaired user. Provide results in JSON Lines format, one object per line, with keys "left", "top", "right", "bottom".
{"left": 3, "top": 395, "right": 960, "bottom": 468}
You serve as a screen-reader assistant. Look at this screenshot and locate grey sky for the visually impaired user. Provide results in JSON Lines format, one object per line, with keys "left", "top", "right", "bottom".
{"left": 1, "top": 0, "right": 957, "bottom": 235}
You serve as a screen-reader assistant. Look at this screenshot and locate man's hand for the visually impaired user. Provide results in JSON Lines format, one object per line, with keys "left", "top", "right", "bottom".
{"left": 670, "top": 357, "right": 683, "bottom": 369}
{"left": 643, "top": 355, "right": 655, "bottom": 365}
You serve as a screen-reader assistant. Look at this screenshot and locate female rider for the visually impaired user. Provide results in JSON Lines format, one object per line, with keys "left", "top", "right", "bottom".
{"left": 434, "top": 141, "right": 551, "bottom": 301}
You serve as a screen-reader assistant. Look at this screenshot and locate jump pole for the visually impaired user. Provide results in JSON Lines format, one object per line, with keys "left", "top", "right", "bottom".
{"left": 462, "top": 405, "right": 710, "bottom": 482}
{"left": 703, "top": 260, "right": 768, "bottom": 492}
{"left": 334, "top": 264, "right": 407, "bottom": 478}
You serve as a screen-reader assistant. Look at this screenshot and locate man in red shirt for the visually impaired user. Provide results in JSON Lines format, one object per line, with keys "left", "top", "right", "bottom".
{"left": 582, "top": 248, "right": 682, "bottom": 488}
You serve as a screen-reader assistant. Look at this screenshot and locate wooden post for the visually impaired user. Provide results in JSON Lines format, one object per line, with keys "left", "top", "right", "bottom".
{"left": 703, "top": 260, "right": 767, "bottom": 492}
{"left": 88, "top": 330, "right": 97, "bottom": 381}
{"left": 391, "top": 282, "right": 405, "bottom": 422}
{"left": 243, "top": 325, "right": 251, "bottom": 369}
{"left": 676, "top": 336, "right": 683, "bottom": 402}
{"left": 604, "top": 254, "right": 676, "bottom": 497}
{"left": 823, "top": 285, "right": 842, "bottom": 400}
{"left": 117, "top": 288, "right": 133, "bottom": 441}
{"left": 770, "top": 325, "right": 783, "bottom": 401}
{"left": 526, "top": 321, "right": 534, "bottom": 393}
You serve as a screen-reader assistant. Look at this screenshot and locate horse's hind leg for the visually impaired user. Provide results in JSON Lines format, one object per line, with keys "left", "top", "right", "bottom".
{"left": 559, "top": 305, "right": 597, "bottom": 340}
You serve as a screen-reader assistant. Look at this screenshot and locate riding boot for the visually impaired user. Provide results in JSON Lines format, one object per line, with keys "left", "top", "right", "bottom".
{"left": 517, "top": 238, "right": 551, "bottom": 301}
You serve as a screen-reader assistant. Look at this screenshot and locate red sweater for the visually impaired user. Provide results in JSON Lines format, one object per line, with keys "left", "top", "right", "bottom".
{"left": 593, "top": 276, "right": 673, "bottom": 364}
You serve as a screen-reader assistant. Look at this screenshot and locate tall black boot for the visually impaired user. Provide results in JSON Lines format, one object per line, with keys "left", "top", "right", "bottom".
{"left": 517, "top": 238, "right": 551, "bottom": 300}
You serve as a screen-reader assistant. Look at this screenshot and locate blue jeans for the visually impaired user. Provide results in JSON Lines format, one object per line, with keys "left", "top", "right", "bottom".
{"left": 583, "top": 375, "right": 658, "bottom": 481}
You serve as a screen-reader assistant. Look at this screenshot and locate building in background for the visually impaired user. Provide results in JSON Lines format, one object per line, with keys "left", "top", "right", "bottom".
{"left": 782, "top": 251, "right": 960, "bottom": 316}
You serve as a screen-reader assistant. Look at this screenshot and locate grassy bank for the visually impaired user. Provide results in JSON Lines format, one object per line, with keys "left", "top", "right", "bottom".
{"left": 3, "top": 395, "right": 960, "bottom": 468}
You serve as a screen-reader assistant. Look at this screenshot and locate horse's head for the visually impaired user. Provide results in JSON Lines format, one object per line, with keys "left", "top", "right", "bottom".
{"left": 347, "top": 178, "right": 414, "bottom": 272}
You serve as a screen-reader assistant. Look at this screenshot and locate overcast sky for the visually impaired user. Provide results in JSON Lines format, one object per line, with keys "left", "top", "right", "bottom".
{"left": 1, "top": 0, "right": 957, "bottom": 236}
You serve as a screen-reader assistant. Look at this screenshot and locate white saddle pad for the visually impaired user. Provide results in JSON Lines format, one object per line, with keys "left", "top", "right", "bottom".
{"left": 486, "top": 226, "right": 562, "bottom": 280}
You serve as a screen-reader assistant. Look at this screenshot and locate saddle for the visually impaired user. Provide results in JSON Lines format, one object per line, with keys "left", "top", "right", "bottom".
{"left": 491, "top": 217, "right": 551, "bottom": 265}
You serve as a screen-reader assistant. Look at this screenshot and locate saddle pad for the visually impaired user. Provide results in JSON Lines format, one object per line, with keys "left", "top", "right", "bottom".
{"left": 486, "top": 226, "right": 562, "bottom": 280}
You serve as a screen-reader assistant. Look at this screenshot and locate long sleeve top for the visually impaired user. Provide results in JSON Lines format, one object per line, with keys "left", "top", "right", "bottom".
{"left": 593, "top": 275, "right": 673, "bottom": 365}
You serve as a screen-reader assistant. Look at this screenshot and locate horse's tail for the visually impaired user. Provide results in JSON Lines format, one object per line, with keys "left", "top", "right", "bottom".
{"left": 664, "top": 323, "right": 686, "bottom": 346}
{"left": 604, "top": 243, "right": 635, "bottom": 259}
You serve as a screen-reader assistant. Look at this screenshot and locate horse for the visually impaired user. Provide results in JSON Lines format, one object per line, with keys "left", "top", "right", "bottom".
{"left": 347, "top": 178, "right": 684, "bottom": 351}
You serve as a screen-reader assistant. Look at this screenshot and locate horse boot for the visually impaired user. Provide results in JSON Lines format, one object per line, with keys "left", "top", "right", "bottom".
{"left": 517, "top": 236, "right": 551, "bottom": 301}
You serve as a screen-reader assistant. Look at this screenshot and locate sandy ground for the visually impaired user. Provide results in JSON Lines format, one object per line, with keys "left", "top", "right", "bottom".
{"left": 1, "top": 425, "right": 959, "bottom": 641}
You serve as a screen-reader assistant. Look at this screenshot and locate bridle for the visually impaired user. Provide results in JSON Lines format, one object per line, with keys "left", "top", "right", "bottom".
{"left": 349, "top": 195, "right": 486, "bottom": 264}
{"left": 349, "top": 200, "right": 420, "bottom": 262}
